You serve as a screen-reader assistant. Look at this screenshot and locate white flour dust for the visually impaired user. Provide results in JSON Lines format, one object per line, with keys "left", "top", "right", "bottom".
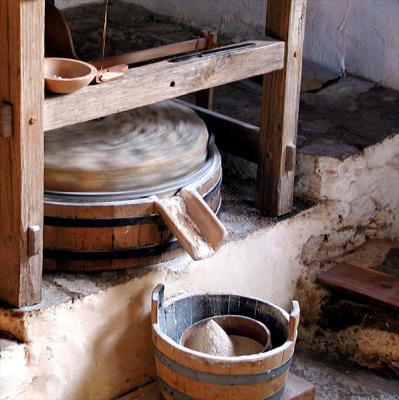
{"left": 185, "top": 319, "right": 264, "bottom": 357}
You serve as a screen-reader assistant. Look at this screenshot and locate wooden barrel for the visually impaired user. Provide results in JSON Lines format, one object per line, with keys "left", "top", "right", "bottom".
{"left": 151, "top": 285, "right": 300, "bottom": 400}
{"left": 43, "top": 143, "right": 222, "bottom": 272}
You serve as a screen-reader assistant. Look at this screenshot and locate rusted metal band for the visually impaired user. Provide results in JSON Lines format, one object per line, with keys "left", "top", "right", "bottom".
{"left": 155, "top": 349, "right": 292, "bottom": 385}
{"left": 159, "top": 379, "right": 286, "bottom": 400}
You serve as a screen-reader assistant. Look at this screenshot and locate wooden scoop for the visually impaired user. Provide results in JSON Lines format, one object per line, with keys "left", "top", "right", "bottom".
{"left": 153, "top": 187, "right": 226, "bottom": 260}
{"left": 95, "top": 64, "right": 128, "bottom": 83}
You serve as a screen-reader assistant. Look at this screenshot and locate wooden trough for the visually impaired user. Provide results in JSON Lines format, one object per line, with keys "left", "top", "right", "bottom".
{"left": 151, "top": 284, "right": 300, "bottom": 400}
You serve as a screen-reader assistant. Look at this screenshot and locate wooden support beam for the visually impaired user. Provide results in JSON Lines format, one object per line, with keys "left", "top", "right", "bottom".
{"left": 0, "top": 102, "right": 13, "bottom": 138}
{"left": 256, "top": 0, "right": 306, "bottom": 215}
{"left": 195, "top": 31, "right": 218, "bottom": 110}
{"left": 44, "top": 40, "right": 284, "bottom": 131}
{"left": 0, "top": 0, "right": 44, "bottom": 307}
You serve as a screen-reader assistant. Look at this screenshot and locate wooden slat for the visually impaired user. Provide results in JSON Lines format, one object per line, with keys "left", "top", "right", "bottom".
{"left": 256, "top": 0, "right": 307, "bottom": 215}
{"left": 317, "top": 262, "right": 399, "bottom": 311}
{"left": 116, "top": 373, "right": 315, "bottom": 400}
{"left": 0, "top": 0, "right": 44, "bottom": 307}
{"left": 44, "top": 40, "right": 284, "bottom": 131}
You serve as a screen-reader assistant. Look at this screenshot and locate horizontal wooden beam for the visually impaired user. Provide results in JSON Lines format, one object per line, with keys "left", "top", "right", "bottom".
{"left": 44, "top": 40, "right": 284, "bottom": 131}
{"left": 177, "top": 100, "right": 259, "bottom": 162}
{"left": 90, "top": 37, "right": 208, "bottom": 69}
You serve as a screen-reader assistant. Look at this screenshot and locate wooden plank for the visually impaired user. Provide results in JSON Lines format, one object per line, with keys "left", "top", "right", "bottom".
{"left": 317, "top": 262, "right": 399, "bottom": 311}
{"left": 90, "top": 38, "right": 208, "bottom": 69}
{"left": 0, "top": 0, "right": 44, "bottom": 307}
{"left": 256, "top": 0, "right": 307, "bottom": 215}
{"left": 0, "top": 102, "right": 13, "bottom": 138}
{"left": 44, "top": 40, "right": 284, "bottom": 131}
{"left": 177, "top": 99, "right": 259, "bottom": 162}
{"left": 116, "top": 373, "right": 314, "bottom": 399}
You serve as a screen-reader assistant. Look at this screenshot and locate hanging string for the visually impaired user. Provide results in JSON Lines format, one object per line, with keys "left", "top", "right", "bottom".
{"left": 100, "top": 0, "right": 109, "bottom": 73}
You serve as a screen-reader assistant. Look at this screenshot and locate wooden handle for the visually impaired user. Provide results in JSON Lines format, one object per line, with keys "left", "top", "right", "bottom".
{"left": 288, "top": 300, "right": 300, "bottom": 341}
{"left": 151, "top": 284, "right": 165, "bottom": 325}
{"left": 154, "top": 188, "right": 227, "bottom": 260}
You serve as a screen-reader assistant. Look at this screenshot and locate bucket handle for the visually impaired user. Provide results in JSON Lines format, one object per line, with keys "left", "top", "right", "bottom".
{"left": 151, "top": 284, "right": 165, "bottom": 325}
{"left": 288, "top": 300, "right": 300, "bottom": 342}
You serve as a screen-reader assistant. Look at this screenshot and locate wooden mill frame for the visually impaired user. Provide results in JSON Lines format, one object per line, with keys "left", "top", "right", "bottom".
{"left": 0, "top": 0, "right": 306, "bottom": 307}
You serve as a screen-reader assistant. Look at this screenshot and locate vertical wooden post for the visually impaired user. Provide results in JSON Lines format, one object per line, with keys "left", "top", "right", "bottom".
{"left": 256, "top": 0, "right": 306, "bottom": 215}
{"left": 0, "top": 0, "right": 45, "bottom": 307}
{"left": 195, "top": 31, "right": 218, "bottom": 110}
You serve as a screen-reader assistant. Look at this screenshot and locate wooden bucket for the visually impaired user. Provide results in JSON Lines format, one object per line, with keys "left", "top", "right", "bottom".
{"left": 151, "top": 285, "right": 300, "bottom": 400}
{"left": 44, "top": 143, "right": 222, "bottom": 272}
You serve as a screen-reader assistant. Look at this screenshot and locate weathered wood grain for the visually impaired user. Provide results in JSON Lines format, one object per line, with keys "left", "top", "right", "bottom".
{"left": 44, "top": 40, "right": 284, "bottom": 131}
{"left": 0, "top": 0, "right": 44, "bottom": 306}
{"left": 256, "top": 0, "right": 307, "bottom": 215}
{"left": 317, "top": 262, "right": 399, "bottom": 312}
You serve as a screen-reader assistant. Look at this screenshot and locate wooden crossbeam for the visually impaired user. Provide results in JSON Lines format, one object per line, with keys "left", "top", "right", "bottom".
{"left": 44, "top": 40, "right": 284, "bottom": 131}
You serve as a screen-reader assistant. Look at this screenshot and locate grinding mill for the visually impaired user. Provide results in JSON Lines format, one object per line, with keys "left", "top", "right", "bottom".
{"left": 43, "top": 100, "right": 226, "bottom": 272}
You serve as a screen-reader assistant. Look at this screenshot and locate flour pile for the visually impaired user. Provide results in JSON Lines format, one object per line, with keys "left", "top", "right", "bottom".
{"left": 185, "top": 319, "right": 264, "bottom": 357}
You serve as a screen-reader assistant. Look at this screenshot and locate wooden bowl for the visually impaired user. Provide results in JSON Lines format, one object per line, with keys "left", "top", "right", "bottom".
{"left": 44, "top": 58, "right": 97, "bottom": 94}
{"left": 180, "top": 315, "right": 272, "bottom": 353}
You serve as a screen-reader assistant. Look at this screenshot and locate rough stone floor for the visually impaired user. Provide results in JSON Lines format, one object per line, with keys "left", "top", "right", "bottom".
{"left": 14, "top": 2, "right": 396, "bottom": 399}
{"left": 291, "top": 348, "right": 399, "bottom": 400}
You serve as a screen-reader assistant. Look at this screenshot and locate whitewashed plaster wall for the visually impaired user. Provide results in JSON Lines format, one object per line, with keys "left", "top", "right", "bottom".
{"left": 57, "top": 0, "right": 399, "bottom": 90}
{"left": 304, "top": 0, "right": 399, "bottom": 90}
